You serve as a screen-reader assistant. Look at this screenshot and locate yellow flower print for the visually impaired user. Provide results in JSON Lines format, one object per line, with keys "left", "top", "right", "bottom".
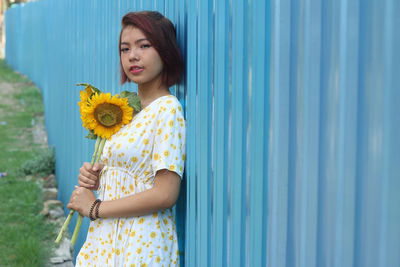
{"left": 116, "top": 143, "right": 121, "bottom": 149}
{"left": 131, "top": 157, "right": 138, "bottom": 163}
{"left": 169, "top": 120, "right": 174, "bottom": 127}
{"left": 153, "top": 153, "right": 159, "bottom": 160}
{"left": 129, "top": 138, "right": 135, "bottom": 143}
{"left": 143, "top": 139, "right": 149, "bottom": 145}
{"left": 130, "top": 184, "right": 134, "bottom": 191}
{"left": 140, "top": 162, "right": 145, "bottom": 168}
{"left": 171, "top": 108, "right": 176, "bottom": 114}
{"left": 138, "top": 218, "right": 145, "bottom": 224}
{"left": 89, "top": 227, "right": 94, "bottom": 232}
{"left": 164, "top": 150, "right": 170, "bottom": 157}
{"left": 156, "top": 256, "right": 161, "bottom": 263}
{"left": 157, "top": 128, "right": 162, "bottom": 135}
{"left": 182, "top": 154, "right": 186, "bottom": 161}
{"left": 118, "top": 234, "right": 122, "bottom": 241}
{"left": 136, "top": 247, "right": 142, "bottom": 254}
{"left": 116, "top": 249, "right": 121, "bottom": 255}
{"left": 150, "top": 232, "right": 156, "bottom": 238}
{"left": 84, "top": 254, "right": 90, "bottom": 260}
{"left": 130, "top": 230, "right": 136, "bottom": 237}
{"left": 164, "top": 134, "right": 169, "bottom": 141}
{"left": 136, "top": 122, "right": 142, "bottom": 128}
{"left": 163, "top": 219, "right": 168, "bottom": 225}
{"left": 178, "top": 106, "right": 182, "bottom": 111}
{"left": 169, "top": 164, "right": 176, "bottom": 171}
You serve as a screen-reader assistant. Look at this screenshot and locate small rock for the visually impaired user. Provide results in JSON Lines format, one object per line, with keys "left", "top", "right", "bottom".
{"left": 53, "top": 238, "right": 73, "bottom": 261}
{"left": 43, "top": 174, "right": 57, "bottom": 188}
{"left": 50, "top": 257, "right": 64, "bottom": 264}
{"left": 49, "top": 207, "right": 65, "bottom": 220}
{"left": 54, "top": 261, "right": 74, "bottom": 267}
{"left": 41, "top": 200, "right": 63, "bottom": 216}
{"left": 43, "top": 188, "right": 58, "bottom": 200}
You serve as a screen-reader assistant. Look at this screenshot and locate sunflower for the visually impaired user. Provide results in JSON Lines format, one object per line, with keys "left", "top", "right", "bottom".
{"left": 81, "top": 92, "right": 133, "bottom": 139}
{"left": 78, "top": 86, "right": 95, "bottom": 112}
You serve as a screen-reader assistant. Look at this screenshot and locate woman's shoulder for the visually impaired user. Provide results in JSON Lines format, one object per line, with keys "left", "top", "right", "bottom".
{"left": 153, "top": 95, "right": 183, "bottom": 114}
{"left": 159, "top": 94, "right": 182, "bottom": 106}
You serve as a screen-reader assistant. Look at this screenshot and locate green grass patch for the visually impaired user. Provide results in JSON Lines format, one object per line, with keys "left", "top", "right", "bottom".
{"left": 0, "top": 179, "right": 55, "bottom": 267}
{"left": 0, "top": 59, "right": 56, "bottom": 267}
{"left": 14, "top": 85, "right": 45, "bottom": 115}
{"left": 0, "top": 60, "right": 29, "bottom": 84}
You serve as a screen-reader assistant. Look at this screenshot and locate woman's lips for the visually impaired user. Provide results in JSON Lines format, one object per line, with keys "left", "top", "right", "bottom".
{"left": 129, "top": 66, "right": 144, "bottom": 74}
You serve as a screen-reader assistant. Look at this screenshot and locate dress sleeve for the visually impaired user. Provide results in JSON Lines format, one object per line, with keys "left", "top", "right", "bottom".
{"left": 151, "top": 100, "right": 186, "bottom": 178}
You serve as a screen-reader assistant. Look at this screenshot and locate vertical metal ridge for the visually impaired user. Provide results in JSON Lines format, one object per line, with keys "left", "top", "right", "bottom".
{"left": 211, "top": 0, "right": 229, "bottom": 266}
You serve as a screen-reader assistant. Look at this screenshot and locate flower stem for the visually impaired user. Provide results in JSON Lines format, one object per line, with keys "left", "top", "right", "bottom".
{"left": 96, "top": 138, "right": 106, "bottom": 163}
{"left": 91, "top": 137, "right": 101, "bottom": 165}
{"left": 55, "top": 210, "right": 74, "bottom": 244}
{"left": 70, "top": 214, "right": 83, "bottom": 246}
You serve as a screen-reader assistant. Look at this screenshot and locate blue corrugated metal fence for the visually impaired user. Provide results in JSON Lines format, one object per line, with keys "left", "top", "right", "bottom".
{"left": 5, "top": 0, "right": 400, "bottom": 266}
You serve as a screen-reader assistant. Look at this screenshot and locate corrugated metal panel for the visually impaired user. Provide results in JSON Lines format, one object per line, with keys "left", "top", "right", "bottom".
{"left": 5, "top": 0, "right": 400, "bottom": 266}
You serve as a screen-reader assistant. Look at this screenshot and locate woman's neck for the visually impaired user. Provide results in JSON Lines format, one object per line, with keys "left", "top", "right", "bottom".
{"left": 138, "top": 81, "right": 170, "bottom": 109}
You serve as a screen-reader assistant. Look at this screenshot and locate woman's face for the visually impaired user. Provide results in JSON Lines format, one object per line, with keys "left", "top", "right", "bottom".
{"left": 120, "top": 26, "right": 164, "bottom": 87}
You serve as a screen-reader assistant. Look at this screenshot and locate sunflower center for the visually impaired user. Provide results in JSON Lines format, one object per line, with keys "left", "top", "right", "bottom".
{"left": 94, "top": 103, "right": 123, "bottom": 127}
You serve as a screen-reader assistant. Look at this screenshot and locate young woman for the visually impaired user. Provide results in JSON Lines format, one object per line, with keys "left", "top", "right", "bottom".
{"left": 67, "top": 11, "right": 185, "bottom": 266}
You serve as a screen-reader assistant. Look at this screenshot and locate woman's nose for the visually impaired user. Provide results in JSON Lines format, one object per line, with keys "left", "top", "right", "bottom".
{"left": 129, "top": 49, "right": 139, "bottom": 61}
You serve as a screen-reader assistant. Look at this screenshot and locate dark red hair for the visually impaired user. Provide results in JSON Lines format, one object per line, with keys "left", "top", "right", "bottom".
{"left": 119, "top": 11, "right": 183, "bottom": 88}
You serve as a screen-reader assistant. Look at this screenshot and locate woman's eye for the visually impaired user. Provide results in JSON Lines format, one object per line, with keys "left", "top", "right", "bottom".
{"left": 141, "top": 44, "right": 151, "bottom": 49}
{"left": 120, "top": 47, "right": 129, "bottom": 53}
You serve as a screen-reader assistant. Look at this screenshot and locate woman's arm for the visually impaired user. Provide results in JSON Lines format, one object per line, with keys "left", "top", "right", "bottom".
{"left": 67, "top": 169, "right": 181, "bottom": 218}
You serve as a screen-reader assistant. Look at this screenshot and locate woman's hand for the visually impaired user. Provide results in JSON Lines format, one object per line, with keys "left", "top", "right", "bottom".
{"left": 67, "top": 186, "right": 96, "bottom": 217}
{"left": 78, "top": 162, "right": 104, "bottom": 190}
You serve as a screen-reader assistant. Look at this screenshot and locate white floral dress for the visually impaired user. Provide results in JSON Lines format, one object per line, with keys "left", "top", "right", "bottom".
{"left": 76, "top": 95, "right": 186, "bottom": 267}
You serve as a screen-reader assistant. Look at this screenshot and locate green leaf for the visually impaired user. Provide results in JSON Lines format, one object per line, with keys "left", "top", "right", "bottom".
{"left": 76, "top": 83, "right": 101, "bottom": 94}
{"left": 119, "top": 91, "right": 142, "bottom": 112}
{"left": 85, "top": 131, "right": 98, "bottom": 140}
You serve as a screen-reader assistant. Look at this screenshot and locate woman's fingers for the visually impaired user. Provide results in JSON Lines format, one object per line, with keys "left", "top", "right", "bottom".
{"left": 92, "top": 162, "right": 104, "bottom": 172}
{"left": 79, "top": 167, "right": 98, "bottom": 182}
{"left": 78, "top": 174, "right": 96, "bottom": 189}
{"left": 67, "top": 187, "right": 95, "bottom": 217}
{"left": 79, "top": 162, "right": 102, "bottom": 189}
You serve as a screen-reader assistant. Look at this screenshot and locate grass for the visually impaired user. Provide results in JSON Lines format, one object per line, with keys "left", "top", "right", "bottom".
{"left": 0, "top": 59, "right": 56, "bottom": 267}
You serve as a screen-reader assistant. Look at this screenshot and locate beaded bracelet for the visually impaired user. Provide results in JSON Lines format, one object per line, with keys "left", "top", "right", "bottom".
{"left": 89, "top": 199, "right": 101, "bottom": 221}
{"left": 94, "top": 199, "right": 102, "bottom": 220}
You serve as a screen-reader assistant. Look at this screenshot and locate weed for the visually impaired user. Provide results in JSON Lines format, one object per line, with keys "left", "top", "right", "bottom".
{"left": 19, "top": 147, "right": 55, "bottom": 177}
